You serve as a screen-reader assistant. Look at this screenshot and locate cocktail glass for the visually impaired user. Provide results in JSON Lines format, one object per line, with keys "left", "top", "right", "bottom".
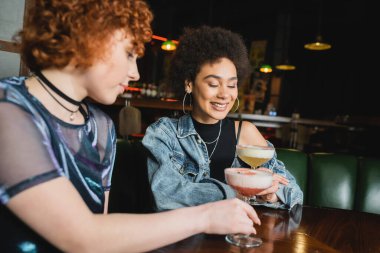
{"left": 236, "top": 144, "right": 275, "bottom": 169}
{"left": 224, "top": 168, "right": 273, "bottom": 247}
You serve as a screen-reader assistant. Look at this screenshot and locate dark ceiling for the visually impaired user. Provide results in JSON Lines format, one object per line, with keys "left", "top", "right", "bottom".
{"left": 146, "top": 0, "right": 363, "bottom": 45}
{"left": 142, "top": 0, "right": 375, "bottom": 119}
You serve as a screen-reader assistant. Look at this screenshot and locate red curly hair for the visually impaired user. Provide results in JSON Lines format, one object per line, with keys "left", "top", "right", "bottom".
{"left": 18, "top": 0, "right": 153, "bottom": 71}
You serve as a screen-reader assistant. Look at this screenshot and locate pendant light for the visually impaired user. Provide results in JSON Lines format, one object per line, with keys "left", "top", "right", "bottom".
{"left": 275, "top": 5, "right": 296, "bottom": 71}
{"left": 304, "top": 0, "right": 332, "bottom": 51}
{"left": 259, "top": 64, "right": 273, "bottom": 73}
{"left": 152, "top": 35, "right": 178, "bottom": 51}
{"left": 161, "top": 40, "right": 177, "bottom": 51}
{"left": 276, "top": 60, "right": 296, "bottom": 71}
{"left": 304, "top": 35, "right": 331, "bottom": 50}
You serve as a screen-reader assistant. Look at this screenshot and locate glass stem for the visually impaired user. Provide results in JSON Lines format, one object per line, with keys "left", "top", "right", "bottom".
{"left": 243, "top": 196, "right": 250, "bottom": 203}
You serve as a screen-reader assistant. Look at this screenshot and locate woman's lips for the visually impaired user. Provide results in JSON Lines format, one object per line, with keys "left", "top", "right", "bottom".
{"left": 211, "top": 102, "right": 228, "bottom": 111}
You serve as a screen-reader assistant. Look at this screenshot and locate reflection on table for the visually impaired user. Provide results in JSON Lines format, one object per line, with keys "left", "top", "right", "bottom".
{"left": 148, "top": 205, "right": 380, "bottom": 253}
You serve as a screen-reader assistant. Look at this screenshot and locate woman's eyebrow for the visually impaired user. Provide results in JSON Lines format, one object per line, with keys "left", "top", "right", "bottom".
{"left": 203, "top": 74, "right": 238, "bottom": 81}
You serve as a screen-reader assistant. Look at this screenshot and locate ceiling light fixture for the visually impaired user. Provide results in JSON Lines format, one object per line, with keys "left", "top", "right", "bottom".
{"left": 304, "top": 1, "right": 332, "bottom": 51}
{"left": 161, "top": 40, "right": 177, "bottom": 51}
{"left": 276, "top": 60, "right": 296, "bottom": 71}
{"left": 259, "top": 64, "right": 273, "bottom": 73}
{"left": 275, "top": 6, "right": 296, "bottom": 71}
{"left": 304, "top": 35, "right": 331, "bottom": 50}
{"left": 152, "top": 35, "right": 179, "bottom": 51}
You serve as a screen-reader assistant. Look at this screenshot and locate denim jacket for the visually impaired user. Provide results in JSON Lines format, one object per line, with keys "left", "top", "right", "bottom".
{"left": 142, "top": 114, "right": 303, "bottom": 211}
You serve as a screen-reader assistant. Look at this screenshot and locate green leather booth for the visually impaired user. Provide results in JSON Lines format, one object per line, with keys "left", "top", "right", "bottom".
{"left": 276, "top": 149, "right": 308, "bottom": 200}
{"left": 356, "top": 158, "right": 380, "bottom": 214}
{"left": 308, "top": 153, "right": 357, "bottom": 210}
{"left": 277, "top": 148, "right": 380, "bottom": 215}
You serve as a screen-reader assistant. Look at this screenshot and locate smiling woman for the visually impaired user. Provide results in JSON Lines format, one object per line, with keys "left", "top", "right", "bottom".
{"left": 142, "top": 25, "right": 303, "bottom": 212}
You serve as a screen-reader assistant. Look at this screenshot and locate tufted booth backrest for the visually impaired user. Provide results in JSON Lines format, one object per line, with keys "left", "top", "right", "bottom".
{"left": 356, "top": 157, "right": 380, "bottom": 214}
{"left": 276, "top": 148, "right": 308, "bottom": 201}
{"left": 308, "top": 153, "right": 358, "bottom": 210}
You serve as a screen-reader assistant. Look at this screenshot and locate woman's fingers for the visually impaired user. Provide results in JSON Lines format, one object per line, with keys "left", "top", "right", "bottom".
{"left": 204, "top": 198, "right": 261, "bottom": 235}
{"left": 257, "top": 186, "right": 276, "bottom": 196}
{"left": 273, "top": 174, "right": 289, "bottom": 185}
{"left": 240, "top": 199, "right": 261, "bottom": 225}
{"left": 256, "top": 167, "right": 289, "bottom": 185}
{"left": 259, "top": 193, "right": 277, "bottom": 202}
{"left": 257, "top": 180, "right": 279, "bottom": 196}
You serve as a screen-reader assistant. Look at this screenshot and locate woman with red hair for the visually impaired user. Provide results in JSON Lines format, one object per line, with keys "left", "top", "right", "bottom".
{"left": 0, "top": 1, "right": 259, "bottom": 252}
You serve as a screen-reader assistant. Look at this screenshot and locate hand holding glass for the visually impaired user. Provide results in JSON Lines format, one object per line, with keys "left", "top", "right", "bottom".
{"left": 224, "top": 168, "right": 273, "bottom": 247}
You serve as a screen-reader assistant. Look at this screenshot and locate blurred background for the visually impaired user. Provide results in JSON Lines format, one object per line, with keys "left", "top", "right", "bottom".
{"left": 0, "top": 0, "right": 378, "bottom": 156}
{"left": 138, "top": 0, "right": 375, "bottom": 119}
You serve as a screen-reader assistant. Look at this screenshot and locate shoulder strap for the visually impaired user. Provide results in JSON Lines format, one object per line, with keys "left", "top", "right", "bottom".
{"left": 236, "top": 120, "right": 243, "bottom": 145}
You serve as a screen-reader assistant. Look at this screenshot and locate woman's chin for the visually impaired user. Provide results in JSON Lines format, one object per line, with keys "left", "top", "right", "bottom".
{"left": 90, "top": 96, "right": 117, "bottom": 105}
{"left": 210, "top": 111, "right": 229, "bottom": 120}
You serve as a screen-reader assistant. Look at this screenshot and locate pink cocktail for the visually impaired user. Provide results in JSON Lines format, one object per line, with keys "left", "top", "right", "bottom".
{"left": 225, "top": 168, "right": 273, "bottom": 198}
{"left": 224, "top": 168, "right": 273, "bottom": 248}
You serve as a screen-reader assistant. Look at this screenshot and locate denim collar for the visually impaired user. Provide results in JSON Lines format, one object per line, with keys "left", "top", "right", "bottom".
{"left": 177, "top": 114, "right": 198, "bottom": 138}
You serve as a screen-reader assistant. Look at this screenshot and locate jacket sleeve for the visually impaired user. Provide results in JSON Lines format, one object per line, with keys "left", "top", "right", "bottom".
{"left": 142, "top": 121, "right": 235, "bottom": 211}
{"left": 252, "top": 141, "right": 304, "bottom": 210}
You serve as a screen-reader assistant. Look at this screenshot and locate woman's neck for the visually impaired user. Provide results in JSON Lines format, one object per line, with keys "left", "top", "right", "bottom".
{"left": 39, "top": 69, "right": 87, "bottom": 102}
{"left": 191, "top": 115, "right": 220, "bottom": 126}
{"left": 25, "top": 68, "right": 88, "bottom": 124}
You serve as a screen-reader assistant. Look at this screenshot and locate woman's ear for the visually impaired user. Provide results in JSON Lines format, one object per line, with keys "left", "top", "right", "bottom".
{"left": 185, "top": 80, "right": 193, "bottom": 93}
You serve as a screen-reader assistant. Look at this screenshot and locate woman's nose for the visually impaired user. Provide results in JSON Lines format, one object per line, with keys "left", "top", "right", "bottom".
{"left": 217, "top": 86, "right": 229, "bottom": 98}
{"left": 129, "top": 64, "right": 140, "bottom": 82}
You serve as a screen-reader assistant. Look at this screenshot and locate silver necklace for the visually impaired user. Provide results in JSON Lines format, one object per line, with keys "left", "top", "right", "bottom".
{"left": 205, "top": 120, "right": 222, "bottom": 160}
{"left": 204, "top": 120, "right": 222, "bottom": 144}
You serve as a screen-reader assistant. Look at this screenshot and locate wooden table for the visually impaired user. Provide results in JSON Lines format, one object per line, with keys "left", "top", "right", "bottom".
{"left": 148, "top": 205, "right": 380, "bottom": 253}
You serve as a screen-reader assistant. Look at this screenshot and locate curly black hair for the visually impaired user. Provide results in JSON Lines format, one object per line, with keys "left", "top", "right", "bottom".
{"left": 169, "top": 25, "right": 251, "bottom": 95}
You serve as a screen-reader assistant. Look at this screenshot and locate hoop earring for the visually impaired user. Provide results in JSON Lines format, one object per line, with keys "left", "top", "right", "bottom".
{"left": 182, "top": 92, "right": 192, "bottom": 114}
{"left": 232, "top": 97, "right": 240, "bottom": 113}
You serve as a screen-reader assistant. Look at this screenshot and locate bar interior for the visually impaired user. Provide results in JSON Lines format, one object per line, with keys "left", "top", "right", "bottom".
{"left": 0, "top": 0, "right": 379, "bottom": 253}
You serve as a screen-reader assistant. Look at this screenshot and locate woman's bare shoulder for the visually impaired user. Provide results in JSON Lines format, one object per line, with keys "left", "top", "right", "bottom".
{"left": 234, "top": 120, "right": 267, "bottom": 146}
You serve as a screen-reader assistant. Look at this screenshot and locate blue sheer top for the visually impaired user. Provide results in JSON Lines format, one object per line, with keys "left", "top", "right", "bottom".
{"left": 0, "top": 76, "right": 116, "bottom": 213}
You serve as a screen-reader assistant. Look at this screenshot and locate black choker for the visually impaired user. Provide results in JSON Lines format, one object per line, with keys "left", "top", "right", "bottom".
{"left": 34, "top": 70, "right": 89, "bottom": 121}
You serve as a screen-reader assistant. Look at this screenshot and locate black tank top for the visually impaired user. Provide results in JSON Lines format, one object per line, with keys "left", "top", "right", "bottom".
{"left": 192, "top": 117, "right": 237, "bottom": 182}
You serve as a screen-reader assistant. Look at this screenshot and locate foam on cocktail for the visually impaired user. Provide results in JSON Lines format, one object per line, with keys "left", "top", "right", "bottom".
{"left": 225, "top": 168, "right": 273, "bottom": 189}
{"left": 237, "top": 147, "right": 274, "bottom": 159}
